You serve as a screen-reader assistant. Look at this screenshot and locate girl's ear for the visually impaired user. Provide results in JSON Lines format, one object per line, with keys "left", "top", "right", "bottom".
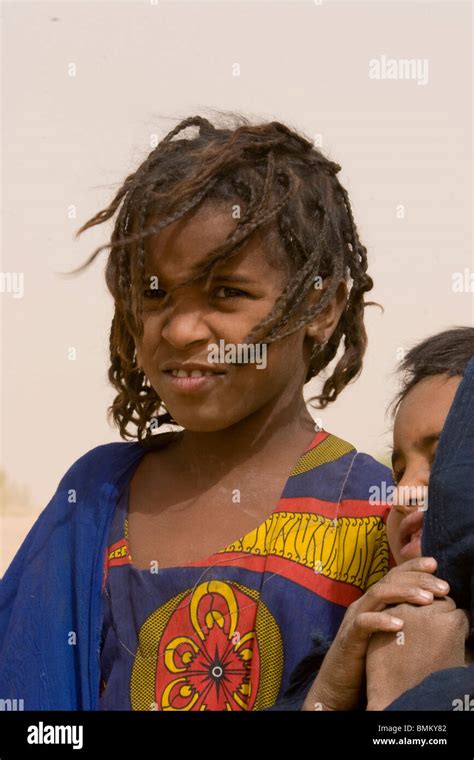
{"left": 305, "top": 278, "right": 348, "bottom": 344}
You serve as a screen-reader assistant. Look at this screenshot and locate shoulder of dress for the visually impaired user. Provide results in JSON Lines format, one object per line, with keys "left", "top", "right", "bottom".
{"left": 338, "top": 448, "right": 394, "bottom": 513}
{"left": 57, "top": 441, "right": 144, "bottom": 490}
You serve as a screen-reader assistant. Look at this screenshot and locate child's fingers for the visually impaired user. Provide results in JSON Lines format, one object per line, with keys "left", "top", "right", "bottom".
{"left": 394, "top": 556, "right": 438, "bottom": 573}
{"left": 357, "top": 573, "right": 450, "bottom": 614}
{"left": 329, "top": 612, "right": 404, "bottom": 661}
{"left": 349, "top": 611, "right": 404, "bottom": 643}
{"left": 389, "top": 596, "right": 457, "bottom": 617}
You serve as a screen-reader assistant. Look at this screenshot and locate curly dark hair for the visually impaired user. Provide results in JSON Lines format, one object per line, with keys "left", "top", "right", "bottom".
{"left": 391, "top": 326, "right": 474, "bottom": 417}
{"left": 71, "top": 112, "right": 378, "bottom": 441}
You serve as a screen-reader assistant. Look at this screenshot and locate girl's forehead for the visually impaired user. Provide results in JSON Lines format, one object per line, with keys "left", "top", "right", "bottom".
{"left": 394, "top": 375, "right": 462, "bottom": 443}
{"left": 145, "top": 205, "right": 236, "bottom": 262}
{"left": 143, "top": 207, "right": 282, "bottom": 282}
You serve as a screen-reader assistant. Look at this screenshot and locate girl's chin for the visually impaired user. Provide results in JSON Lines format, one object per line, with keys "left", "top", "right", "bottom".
{"left": 398, "top": 531, "right": 422, "bottom": 562}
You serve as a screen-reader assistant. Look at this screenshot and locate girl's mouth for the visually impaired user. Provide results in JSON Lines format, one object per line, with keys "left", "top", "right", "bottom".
{"left": 162, "top": 369, "right": 227, "bottom": 394}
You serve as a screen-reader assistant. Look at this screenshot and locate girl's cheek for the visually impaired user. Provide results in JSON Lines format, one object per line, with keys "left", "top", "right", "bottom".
{"left": 386, "top": 507, "right": 403, "bottom": 559}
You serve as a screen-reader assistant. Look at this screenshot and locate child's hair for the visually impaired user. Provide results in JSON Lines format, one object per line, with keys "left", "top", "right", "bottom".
{"left": 391, "top": 326, "right": 474, "bottom": 417}
{"left": 73, "top": 112, "right": 377, "bottom": 440}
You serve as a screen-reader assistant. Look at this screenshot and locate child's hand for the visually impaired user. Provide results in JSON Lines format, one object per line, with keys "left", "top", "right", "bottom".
{"left": 365, "top": 597, "right": 469, "bottom": 711}
{"left": 300, "top": 556, "right": 449, "bottom": 711}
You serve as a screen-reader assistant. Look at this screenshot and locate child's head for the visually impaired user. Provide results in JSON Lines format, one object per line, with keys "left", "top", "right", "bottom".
{"left": 387, "top": 327, "right": 474, "bottom": 564}
{"left": 74, "top": 113, "right": 375, "bottom": 439}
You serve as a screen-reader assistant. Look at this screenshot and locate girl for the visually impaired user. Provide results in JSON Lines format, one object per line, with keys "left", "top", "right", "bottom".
{"left": 0, "top": 114, "right": 440, "bottom": 711}
{"left": 279, "top": 327, "right": 474, "bottom": 711}
{"left": 366, "top": 327, "right": 474, "bottom": 710}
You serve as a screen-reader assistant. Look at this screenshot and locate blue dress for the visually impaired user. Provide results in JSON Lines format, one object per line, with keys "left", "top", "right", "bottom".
{"left": 98, "top": 429, "right": 391, "bottom": 711}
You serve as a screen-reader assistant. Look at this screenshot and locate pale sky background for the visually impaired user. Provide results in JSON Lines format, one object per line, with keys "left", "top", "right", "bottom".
{"left": 1, "top": 0, "right": 473, "bottom": 574}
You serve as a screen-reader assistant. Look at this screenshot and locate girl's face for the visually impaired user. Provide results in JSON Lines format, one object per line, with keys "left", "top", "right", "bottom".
{"left": 387, "top": 374, "right": 462, "bottom": 564}
{"left": 135, "top": 202, "right": 346, "bottom": 432}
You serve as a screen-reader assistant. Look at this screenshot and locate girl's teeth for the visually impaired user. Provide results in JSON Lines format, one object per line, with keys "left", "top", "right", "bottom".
{"left": 170, "top": 369, "right": 215, "bottom": 377}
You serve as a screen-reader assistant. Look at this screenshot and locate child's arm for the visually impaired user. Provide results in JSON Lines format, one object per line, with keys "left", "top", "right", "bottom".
{"left": 365, "top": 597, "right": 469, "bottom": 711}
{"left": 300, "top": 557, "right": 449, "bottom": 710}
{"left": 261, "top": 557, "right": 448, "bottom": 711}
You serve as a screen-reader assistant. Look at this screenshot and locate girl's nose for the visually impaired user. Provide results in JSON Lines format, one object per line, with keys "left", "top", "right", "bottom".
{"left": 160, "top": 307, "right": 212, "bottom": 349}
{"left": 393, "top": 483, "right": 429, "bottom": 514}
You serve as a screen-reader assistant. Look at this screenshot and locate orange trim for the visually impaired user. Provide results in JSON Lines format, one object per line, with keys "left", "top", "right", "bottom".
{"left": 106, "top": 538, "right": 132, "bottom": 569}
{"left": 152, "top": 550, "right": 364, "bottom": 607}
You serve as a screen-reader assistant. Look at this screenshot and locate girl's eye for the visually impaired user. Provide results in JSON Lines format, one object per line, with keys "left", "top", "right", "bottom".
{"left": 213, "top": 286, "right": 248, "bottom": 299}
{"left": 142, "top": 286, "right": 250, "bottom": 303}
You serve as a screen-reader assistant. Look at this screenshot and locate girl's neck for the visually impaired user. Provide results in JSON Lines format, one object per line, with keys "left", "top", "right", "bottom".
{"left": 172, "top": 399, "right": 317, "bottom": 473}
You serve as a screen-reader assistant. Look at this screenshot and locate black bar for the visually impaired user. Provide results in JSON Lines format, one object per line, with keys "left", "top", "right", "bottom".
{"left": 0, "top": 710, "right": 473, "bottom": 758}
